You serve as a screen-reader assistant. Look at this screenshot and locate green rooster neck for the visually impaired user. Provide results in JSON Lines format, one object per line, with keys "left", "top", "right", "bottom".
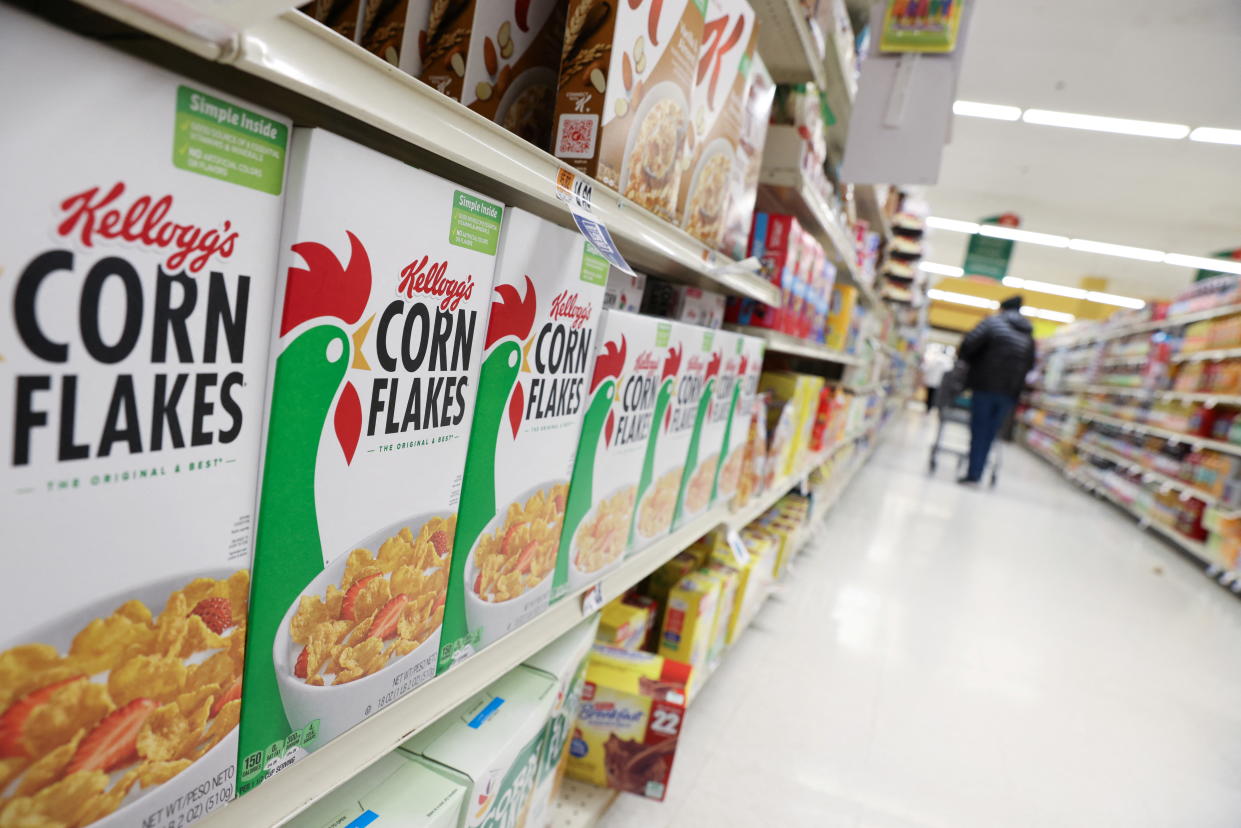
{"left": 552, "top": 379, "right": 616, "bottom": 600}
{"left": 711, "top": 380, "right": 743, "bottom": 503}
{"left": 674, "top": 377, "right": 715, "bottom": 525}
{"left": 628, "top": 378, "right": 674, "bottom": 550}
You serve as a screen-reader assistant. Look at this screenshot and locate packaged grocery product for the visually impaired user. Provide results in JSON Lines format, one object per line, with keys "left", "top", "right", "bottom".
{"left": 640, "top": 279, "right": 726, "bottom": 329}
{"left": 760, "top": 372, "right": 825, "bottom": 475}
{"left": 359, "top": 2, "right": 477, "bottom": 97}
{"left": 680, "top": 0, "right": 758, "bottom": 248}
{"left": 631, "top": 323, "right": 710, "bottom": 549}
{"left": 288, "top": 752, "right": 465, "bottom": 827}
{"left": 720, "top": 54, "right": 776, "bottom": 260}
{"left": 240, "top": 129, "right": 498, "bottom": 792}
{"left": 764, "top": 394, "right": 797, "bottom": 487}
{"left": 399, "top": 666, "right": 556, "bottom": 828}
{"left": 300, "top": 0, "right": 364, "bottom": 40}
{"left": 725, "top": 212, "right": 803, "bottom": 333}
{"left": 523, "top": 615, "right": 599, "bottom": 828}
{"left": 657, "top": 572, "right": 722, "bottom": 698}
{"left": 603, "top": 268, "right": 648, "bottom": 313}
{"left": 701, "top": 564, "right": 739, "bottom": 672}
{"left": 461, "top": 1, "right": 567, "bottom": 147}
{"left": 0, "top": 9, "right": 289, "bottom": 824}
{"left": 670, "top": 331, "right": 731, "bottom": 525}
{"left": 554, "top": 0, "right": 706, "bottom": 222}
{"left": 734, "top": 390, "right": 771, "bottom": 507}
{"left": 598, "top": 599, "right": 654, "bottom": 652}
{"left": 716, "top": 333, "right": 765, "bottom": 502}
{"left": 555, "top": 311, "right": 667, "bottom": 597}
{"left": 438, "top": 208, "right": 607, "bottom": 670}
{"left": 711, "top": 530, "right": 773, "bottom": 642}
{"left": 566, "top": 648, "right": 690, "bottom": 800}
{"left": 826, "top": 283, "right": 858, "bottom": 352}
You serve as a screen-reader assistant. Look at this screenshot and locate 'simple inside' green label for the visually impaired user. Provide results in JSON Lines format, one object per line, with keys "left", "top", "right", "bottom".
{"left": 580, "top": 242, "right": 609, "bottom": 285}
{"left": 173, "top": 86, "right": 287, "bottom": 195}
{"left": 656, "top": 323, "right": 672, "bottom": 347}
{"left": 450, "top": 190, "right": 502, "bottom": 254}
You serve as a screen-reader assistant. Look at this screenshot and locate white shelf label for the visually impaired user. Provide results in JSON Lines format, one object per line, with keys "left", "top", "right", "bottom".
{"left": 726, "top": 529, "right": 751, "bottom": 567}
{"left": 581, "top": 583, "right": 604, "bottom": 615}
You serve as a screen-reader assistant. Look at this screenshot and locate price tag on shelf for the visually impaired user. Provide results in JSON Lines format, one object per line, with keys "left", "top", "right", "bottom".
{"left": 554, "top": 168, "right": 635, "bottom": 276}
{"left": 725, "top": 529, "right": 751, "bottom": 567}
{"left": 581, "top": 583, "right": 604, "bottom": 615}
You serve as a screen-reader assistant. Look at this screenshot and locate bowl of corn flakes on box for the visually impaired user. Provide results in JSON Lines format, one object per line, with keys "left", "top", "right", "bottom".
{"left": 463, "top": 481, "right": 568, "bottom": 646}
{"left": 568, "top": 482, "right": 639, "bottom": 592}
{"left": 273, "top": 513, "right": 454, "bottom": 743}
{"left": 0, "top": 568, "right": 247, "bottom": 828}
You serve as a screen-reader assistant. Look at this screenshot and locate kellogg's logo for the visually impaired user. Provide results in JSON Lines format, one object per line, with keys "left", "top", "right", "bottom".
{"left": 397, "top": 255, "right": 474, "bottom": 310}
{"left": 549, "top": 290, "right": 593, "bottom": 329}
{"left": 56, "top": 182, "right": 238, "bottom": 274}
{"left": 634, "top": 351, "right": 660, "bottom": 372}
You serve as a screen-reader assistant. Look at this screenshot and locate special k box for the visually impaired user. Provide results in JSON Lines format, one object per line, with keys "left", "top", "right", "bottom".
{"left": 0, "top": 9, "right": 288, "bottom": 827}
{"left": 438, "top": 208, "right": 607, "bottom": 670}
{"left": 359, "top": 1, "right": 479, "bottom": 101}
{"left": 554, "top": 0, "right": 706, "bottom": 223}
{"left": 679, "top": 0, "right": 758, "bottom": 247}
{"left": 239, "top": 129, "right": 498, "bottom": 793}
{"left": 714, "top": 333, "right": 764, "bottom": 503}
{"left": 557, "top": 311, "right": 667, "bottom": 595}
{"left": 671, "top": 329, "right": 728, "bottom": 527}
{"left": 629, "top": 322, "right": 707, "bottom": 552}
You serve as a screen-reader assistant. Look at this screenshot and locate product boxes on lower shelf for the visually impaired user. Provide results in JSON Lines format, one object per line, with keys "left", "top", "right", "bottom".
{"left": 566, "top": 648, "right": 690, "bottom": 801}
{"left": 399, "top": 666, "right": 557, "bottom": 828}
{"left": 0, "top": 8, "right": 289, "bottom": 825}
{"left": 239, "top": 128, "right": 498, "bottom": 793}
{"left": 657, "top": 572, "right": 723, "bottom": 700}
{"left": 438, "top": 207, "right": 607, "bottom": 671}
{"left": 288, "top": 752, "right": 465, "bottom": 827}
{"left": 556, "top": 311, "right": 667, "bottom": 597}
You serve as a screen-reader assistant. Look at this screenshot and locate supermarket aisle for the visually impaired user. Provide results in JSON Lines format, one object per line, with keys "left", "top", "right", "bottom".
{"left": 601, "top": 411, "right": 1241, "bottom": 828}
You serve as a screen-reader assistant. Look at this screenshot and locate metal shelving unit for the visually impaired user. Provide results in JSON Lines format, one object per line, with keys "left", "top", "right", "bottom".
{"left": 1077, "top": 410, "right": 1241, "bottom": 458}
{"left": 750, "top": 0, "right": 829, "bottom": 90}
{"left": 724, "top": 324, "right": 861, "bottom": 366}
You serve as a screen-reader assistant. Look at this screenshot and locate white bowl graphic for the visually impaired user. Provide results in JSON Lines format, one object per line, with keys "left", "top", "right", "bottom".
{"left": 273, "top": 513, "right": 449, "bottom": 749}
{"left": 677, "top": 454, "right": 720, "bottom": 524}
{"left": 631, "top": 465, "right": 682, "bottom": 549}
{"left": 618, "top": 80, "right": 688, "bottom": 210}
{"left": 1, "top": 568, "right": 241, "bottom": 828}
{"left": 681, "top": 137, "right": 733, "bottom": 229}
{"left": 567, "top": 482, "right": 636, "bottom": 594}
{"left": 463, "top": 481, "right": 565, "bottom": 651}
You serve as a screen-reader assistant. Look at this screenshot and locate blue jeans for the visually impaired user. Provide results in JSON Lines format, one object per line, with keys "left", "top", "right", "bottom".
{"left": 967, "top": 391, "right": 1015, "bottom": 481}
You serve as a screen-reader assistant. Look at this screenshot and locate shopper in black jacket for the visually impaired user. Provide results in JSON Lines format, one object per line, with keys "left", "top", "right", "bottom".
{"left": 957, "top": 295, "right": 1036, "bottom": 484}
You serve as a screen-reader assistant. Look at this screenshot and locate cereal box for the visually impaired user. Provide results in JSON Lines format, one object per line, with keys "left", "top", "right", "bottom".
{"left": 671, "top": 329, "right": 728, "bottom": 527}
{"left": 554, "top": 0, "right": 707, "bottom": 222}
{"left": 679, "top": 0, "right": 758, "bottom": 248}
{"left": 657, "top": 572, "right": 721, "bottom": 699}
{"left": 597, "top": 599, "right": 653, "bottom": 652}
{"left": 602, "top": 268, "right": 647, "bottom": 313}
{"left": 300, "top": 0, "right": 364, "bottom": 41}
{"left": 399, "top": 666, "right": 556, "bottom": 828}
{"left": 438, "top": 208, "right": 607, "bottom": 670}
{"left": 523, "top": 615, "right": 599, "bottom": 828}
{"left": 239, "top": 129, "right": 498, "bottom": 793}
{"left": 556, "top": 311, "right": 668, "bottom": 595}
{"left": 714, "top": 333, "right": 764, "bottom": 503}
{"left": 462, "top": 0, "right": 566, "bottom": 148}
{"left": 0, "top": 8, "right": 289, "bottom": 825}
{"left": 825, "top": 283, "right": 858, "bottom": 352}
{"left": 359, "top": 1, "right": 479, "bottom": 99}
{"left": 288, "top": 752, "right": 465, "bottom": 827}
{"left": 720, "top": 53, "right": 775, "bottom": 260}
{"left": 565, "top": 647, "right": 689, "bottom": 801}
{"left": 629, "top": 322, "right": 709, "bottom": 550}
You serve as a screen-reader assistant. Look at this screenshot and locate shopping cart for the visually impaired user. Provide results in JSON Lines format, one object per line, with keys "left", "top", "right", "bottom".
{"left": 927, "top": 362, "right": 1001, "bottom": 486}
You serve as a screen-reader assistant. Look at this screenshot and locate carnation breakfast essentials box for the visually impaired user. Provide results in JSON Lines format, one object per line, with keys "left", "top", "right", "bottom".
{"left": 0, "top": 8, "right": 288, "bottom": 826}
{"left": 239, "top": 128, "right": 499, "bottom": 793}
{"left": 629, "top": 322, "right": 710, "bottom": 551}
{"left": 438, "top": 208, "right": 607, "bottom": 671}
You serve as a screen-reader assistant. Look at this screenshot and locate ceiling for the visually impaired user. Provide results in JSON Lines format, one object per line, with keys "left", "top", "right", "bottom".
{"left": 851, "top": 0, "right": 1241, "bottom": 300}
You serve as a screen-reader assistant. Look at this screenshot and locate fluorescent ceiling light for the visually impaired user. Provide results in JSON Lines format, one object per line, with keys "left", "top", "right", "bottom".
{"left": 920, "top": 262, "right": 964, "bottom": 277}
{"left": 1068, "top": 238, "right": 1165, "bottom": 262}
{"left": 978, "top": 224, "right": 1070, "bottom": 248}
{"left": 1189, "top": 127, "right": 1241, "bottom": 146}
{"left": 1022, "top": 307, "right": 1076, "bottom": 323}
{"left": 1009, "top": 278, "right": 1088, "bottom": 299}
{"left": 926, "top": 289, "right": 997, "bottom": 309}
{"left": 953, "top": 100, "right": 1022, "bottom": 121}
{"left": 926, "top": 216, "right": 979, "bottom": 234}
{"left": 1022, "top": 108, "right": 1190, "bottom": 140}
{"left": 1086, "top": 291, "right": 1146, "bottom": 309}
{"left": 1164, "top": 253, "right": 1241, "bottom": 275}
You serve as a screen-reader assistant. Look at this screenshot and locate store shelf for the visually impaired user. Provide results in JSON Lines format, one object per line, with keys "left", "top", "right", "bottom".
{"left": 1159, "top": 391, "right": 1241, "bottom": 406}
{"left": 1076, "top": 441, "right": 1223, "bottom": 507}
{"left": 724, "top": 324, "right": 861, "bottom": 366}
{"left": 550, "top": 780, "right": 619, "bottom": 828}
{"left": 1078, "top": 410, "right": 1241, "bottom": 457}
{"left": 1080, "top": 385, "right": 1149, "bottom": 398}
{"left": 1173, "top": 347, "right": 1241, "bottom": 363}
{"left": 1068, "top": 467, "right": 1212, "bottom": 564}
{"left": 1054, "top": 302, "right": 1241, "bottom": 348}
{"left": 854, "top": 184, "right": 892, "bottom": 241}
{"left": 1021, "top": 419, "right": 1072, "bottom": 444}
{"left": 1099, "top": 354, "right": 1151, "bottom": 367}
{"left": 757, "top": 168, "right": 863, "bottom": 290}
{"left": 750, "top": 0, "right": 829, "bottom": 90}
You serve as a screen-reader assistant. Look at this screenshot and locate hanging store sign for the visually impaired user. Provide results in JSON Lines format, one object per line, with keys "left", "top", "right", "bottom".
{"left": 962, "top": 213, "right": 1019, "bottom": 280}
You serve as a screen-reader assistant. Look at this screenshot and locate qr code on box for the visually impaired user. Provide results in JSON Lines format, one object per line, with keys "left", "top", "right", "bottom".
{"left": 556, "top": 113, "right": 599, "bottom": 159}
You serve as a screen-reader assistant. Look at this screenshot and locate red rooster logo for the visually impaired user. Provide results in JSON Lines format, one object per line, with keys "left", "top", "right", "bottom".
{"left": 484, "top": 276, "right": 538, "bottom": 438}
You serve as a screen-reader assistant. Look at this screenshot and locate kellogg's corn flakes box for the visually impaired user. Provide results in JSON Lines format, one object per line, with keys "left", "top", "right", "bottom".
{"left": 556, "top": 311, "right": 669, "bottom": 594}
{"left": 0, "top": 9, "right": 288, "bottom": 827}
{"left": 713, "top": 332, "right": 763, "bottom": 504}
{"left": 288, "top": 751, "right": 465, "bottom": 828}
{"left": 239, "top": 128, "right": 498, "bottom": 793}
{"left": 438, "top": 208, "right": 607, "bottom": 670}
{"left": 629, "top": 322, "right": 711, "bottom": 550}
{"left": 671, "top": 329, "right": 729, "bottom": 526}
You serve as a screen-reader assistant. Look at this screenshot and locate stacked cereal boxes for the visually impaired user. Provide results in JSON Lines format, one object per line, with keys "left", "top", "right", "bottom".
{"left": 0, "top": 8, "right": 288, "bottom": 825}
{"left": 720, "top": 54, "right": 776, "bottom": 260}
{"left": 289, "top": 752, "right": 465, "bottom": 827}
{"left": 359, "top": 2, "right": 480, "bottom": 100}
{"left": 438, "top": 208, "right": 607, "bottom": 670}
{"left": 826, "top": 283, "right": 859, "bottom": 352}
{"left": 714, "top": 333, "right": 765, "bottom": 504}
{"left": 555, "top": 311, "right": 668, "bottom": 596}
{"left": 239, "top": 129, "right": 498, "bottom": 792}
{"left": 672, "top": 331, "right": 730, "bottom": 526}
{"left": 760, "top": 372, "right": 826, "bottom": 478}
{"left": 679, "top": 0, "right": 758, "bottom": 249}
{"left": 554, "top": 0, "right": 706, "bottom": 223}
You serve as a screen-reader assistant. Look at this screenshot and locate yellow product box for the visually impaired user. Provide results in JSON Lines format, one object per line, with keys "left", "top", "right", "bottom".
{"left": 702, "top": 563, "right": 740, "bottom": 669}
{"left": 760, "top": 372, "right": 824, "bottom": 476}
{"left": 742, "top": 525, "right": 782, "bottom": 583}
{"left": 657, "top": 572, "right": 723, "bottom": 698}
{"left": 598, "top": 600, "right": 653, "bottom": 652}
{"left": 709, "top": 541, "right": 766, "bottom": 644}
{"left": 758, "top": 514, "right": 803, "bottom": 579}
{"left": 825, "top": 283, "right": 858, "bottom": 352}
{"left": 566, "top": 648, "right": 690, "bottom": 801}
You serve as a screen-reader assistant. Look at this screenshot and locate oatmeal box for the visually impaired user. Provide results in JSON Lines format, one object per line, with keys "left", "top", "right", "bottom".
{"left": 238, "top": 128, "right": 498, "bottom": 793}
{"left": 553, "top": 0, "right": 706, "bottom": 223}
{"left": 558, "top": 311, "right": 669, "bottom": 593}
{"left": 678, "top": 0, "right": 758, "bottom": 248}
{"left": 437, "top": 209, "right": 607, "bottom": 671}
{"left": 629, "top": 322, "right": 712, "bottom": 551}
{"left": 0, "top": 8, "right": 288, "bottom": 827}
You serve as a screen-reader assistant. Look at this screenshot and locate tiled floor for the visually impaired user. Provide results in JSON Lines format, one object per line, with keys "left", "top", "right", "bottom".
{"left": 600, "top": 411, "right": 1241, "bottom": 828}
